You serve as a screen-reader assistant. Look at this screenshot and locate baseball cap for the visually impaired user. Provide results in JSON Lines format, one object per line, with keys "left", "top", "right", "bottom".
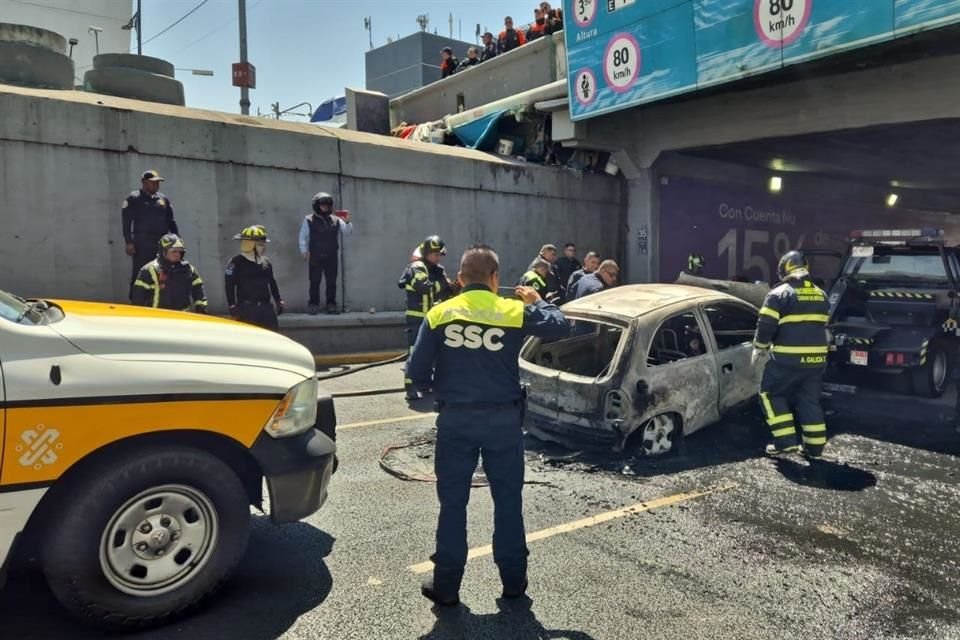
{"left": 141, "top": 170, "right": 165, "bottom": 182}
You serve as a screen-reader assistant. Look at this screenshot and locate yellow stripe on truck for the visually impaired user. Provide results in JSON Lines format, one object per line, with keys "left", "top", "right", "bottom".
{"left": 0, "top": 397, "right": 280, "bottom": 487}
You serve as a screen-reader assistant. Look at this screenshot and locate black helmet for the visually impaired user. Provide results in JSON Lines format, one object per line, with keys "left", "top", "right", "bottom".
{"left": 419, "top": 235, "right": 447, "bottom": 257}
{"left": 778, "top": 250, "right": 809, "bottom": 280}
{"left": 158, "top": 233, "right": 185, "bottom": 257}
{"left": 311, "top": 192, "right": 334, "bottom": 214}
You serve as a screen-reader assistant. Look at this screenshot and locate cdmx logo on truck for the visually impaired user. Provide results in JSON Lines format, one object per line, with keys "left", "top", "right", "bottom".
{"left": 16, "top": 425, "right": 63, "bottom": 470}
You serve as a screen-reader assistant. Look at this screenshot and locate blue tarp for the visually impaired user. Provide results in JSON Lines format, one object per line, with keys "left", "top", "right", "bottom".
{"left": 311, "top": 96, "right": 347, "bottom": 123}
{"left": 450, "top": 109, "right": 508, "bottom": 150}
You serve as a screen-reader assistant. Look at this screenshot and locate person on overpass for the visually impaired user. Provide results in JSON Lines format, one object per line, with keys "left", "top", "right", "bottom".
{"left": 122, "top": 170, "right": 178, "bottom": 302}
{"left": 398, "top": 235, "right": 458, "bottom": 401}
{"left": 456, "top": 47, "right": 481, "bottom": 73}
{"left": 498, "top": 16, "right": 526, "bottom": 54}
{"left": 752, "top": 251, "right": 830, "bottom": 459}
{"left": 299, "top": 192, "right": 352, "bottom": 315}
{"left": 480, "top": 32, "right": 498, "bottom": 62}
{"left": 570, "top": 259, "right": 620, "bottom": 301}
{"left": 541, "top": 1, "right": 563, "bottom": 34}
{"left": 407, "top": 244, "right": 568, "bottom": 606}
{"left": 132, "top": 234, "right": 207, "bottom": 313}
{"left": 554, "top": 243, "right": 582, "bottom": 294}
{"left": 519, "top": 258, "right": 554, "bottom": 301}
{"left": 568, "top": 251, "right": 600, "bottom": 291}
{"left": 440, "top": 47, "right": 459, "bottom": 79}
{"left": 225, "top": 225, "right": 284, "bottom": 330}
{"left": 526, "top": 8, "right": 547, "bottom": 42}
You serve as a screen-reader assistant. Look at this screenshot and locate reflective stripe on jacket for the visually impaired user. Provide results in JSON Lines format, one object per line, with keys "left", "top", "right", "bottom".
{"left": 754, "top": 278, "right": 829, "bottom": 368}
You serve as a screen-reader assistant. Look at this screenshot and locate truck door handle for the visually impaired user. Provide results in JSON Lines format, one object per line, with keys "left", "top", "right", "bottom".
{"left": 50, "top": 364, "right": 62, "bottom": 385}
{"left": 722, "top": 363, "right": 734, "bottom": 373}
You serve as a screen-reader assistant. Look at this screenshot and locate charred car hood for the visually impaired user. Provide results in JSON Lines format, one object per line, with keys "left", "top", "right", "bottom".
{"left": 48, "top": 300, "right": 315, "bottom": 378}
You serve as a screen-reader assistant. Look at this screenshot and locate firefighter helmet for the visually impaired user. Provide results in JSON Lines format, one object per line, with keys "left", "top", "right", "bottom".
{"left": 419, "top": 235, "right": 447, "bottom": 257}
{"left": 311, "top": 192, "right": 334, "bottom": 214}
{"left": 158, "top": 233, "right": 186, "bottom": 256}
{"left": 778, "top": 250, "right": 809, "bottom": 280}
{"left": 233, "top": 225, "right": 270, "bottom": 242}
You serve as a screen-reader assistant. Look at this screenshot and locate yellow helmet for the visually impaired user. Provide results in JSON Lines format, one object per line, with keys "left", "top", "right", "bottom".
{"left": 234, "top": 225, "right": 270, "bottom": 242}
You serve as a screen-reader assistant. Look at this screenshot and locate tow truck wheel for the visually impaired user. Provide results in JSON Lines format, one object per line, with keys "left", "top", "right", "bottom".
{"left": 41, "top": 446, "right": 250, "bottom": 630}
{"left": 910, "top": 347, "right": 949, "bottom": 398}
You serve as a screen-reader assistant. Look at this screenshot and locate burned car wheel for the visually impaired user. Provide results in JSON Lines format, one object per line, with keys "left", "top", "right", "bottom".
{"left": 628, "top": 414, "right": 679, "bottom": 456}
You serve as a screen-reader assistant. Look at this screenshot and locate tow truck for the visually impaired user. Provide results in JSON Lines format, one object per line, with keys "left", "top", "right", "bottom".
{"left": 826, "top": 228, "right": 960, "bottom": 398}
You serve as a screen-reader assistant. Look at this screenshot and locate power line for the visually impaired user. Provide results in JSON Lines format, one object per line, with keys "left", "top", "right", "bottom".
{"left": 140, "top": 0, "right": 213, "bottom": 48}
{"left": 6, "top": 0, "right": 123, "bottom": 21}
{"left": 178, "top": 0, "right": 262, "bottom": 53}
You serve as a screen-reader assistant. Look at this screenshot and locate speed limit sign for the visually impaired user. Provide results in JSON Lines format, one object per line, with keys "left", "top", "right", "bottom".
{"left": 754, "top": 0, "right": 811, "bottom": 47}
{"left": 572, "top": 0, "right": 597, "bottom": 27}
{"left": 603, "top": 33, "right": 641, "bottom": 93}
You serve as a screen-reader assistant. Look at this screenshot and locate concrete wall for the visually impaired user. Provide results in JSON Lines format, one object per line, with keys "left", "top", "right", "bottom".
{"left": 389, "top": 32, "right": 564, "bottom": 127}
{"left": 0, "top": 0, "right": 131, "bottom": 85}
{"left": 0, "top": 85, "right": 624, "bottom": 313}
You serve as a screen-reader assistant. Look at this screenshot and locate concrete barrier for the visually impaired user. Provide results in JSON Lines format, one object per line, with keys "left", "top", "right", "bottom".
{"left": 0, "top": 85, "right": 624, "bottom": 317}
{"left": 84, "top": 53, "right": 185, "bottom": 106}
{"left": 0, "top": 23, "right": 73, "bottom": 90}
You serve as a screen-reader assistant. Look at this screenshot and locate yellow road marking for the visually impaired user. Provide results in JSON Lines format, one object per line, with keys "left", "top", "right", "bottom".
{"left": 408, "top": 483, "right": 738, "bottom": 574}
{"left": 338, "top": 413, "right": 437, "bottom": 431}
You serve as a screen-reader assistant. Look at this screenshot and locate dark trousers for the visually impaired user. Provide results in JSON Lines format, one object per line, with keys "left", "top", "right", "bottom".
{"left": 405, "top": 318, "right": 422, "bottom": 391}
{"left": 237, "top": 301, "right": 279, "bottom": 331}
{"left": 128, "top": 248, "right": 154, "bottom": 301}
{"left": 760, "top": 360, "right": 828, "bottom": 456}
{"left": 432, "top": 405, "right": 528, "bottom": 595}
{"left": 308, "top": 256, "right": 338, "bottom": 306}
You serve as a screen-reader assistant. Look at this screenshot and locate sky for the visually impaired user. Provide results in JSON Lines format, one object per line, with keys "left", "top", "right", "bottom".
{"left": 130, "top": 0, "right": 538, "bottom": 117}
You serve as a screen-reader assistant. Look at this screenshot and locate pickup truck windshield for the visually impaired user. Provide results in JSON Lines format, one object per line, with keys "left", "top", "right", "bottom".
{"left": 844, "top": 251, "right": 948, "bottom": 282}
{"left": 0, "top": 290, "right": 47, "bottom": 325}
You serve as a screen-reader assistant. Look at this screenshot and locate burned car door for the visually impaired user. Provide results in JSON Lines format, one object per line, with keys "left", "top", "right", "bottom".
{"left": 639, "top": 310, "right": 720, "bottom": 436}
{"left": 519, "top": 339, "right": 561, "bottom": 428}
{"left": 701, "top": 301, "right": 762, "bottom": 414}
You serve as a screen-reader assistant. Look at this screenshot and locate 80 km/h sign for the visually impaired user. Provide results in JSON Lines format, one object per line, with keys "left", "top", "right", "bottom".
{"left": 603, "top": 33, "right": 641, "bottom": 93}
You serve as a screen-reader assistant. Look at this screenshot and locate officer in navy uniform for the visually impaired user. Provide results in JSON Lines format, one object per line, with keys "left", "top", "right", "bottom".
{"left": 407, "top": 244, "right": 568, "bottom": 606}
{"left": 225, "top": 225, "right": 284, "bottom": 330}
{"left": 132, "top": 234, "right": 208, "bottom": 313}
{"left": 398, "top": 235, "right": 457, "bottom": 401}
{"left": 122, "top": 170, "right": 179, "bottom": 301}
{"left": 298, "top": 192, "right": 353, "bottom": 315}
{"left": 752, "top": 250, "right": 830, "bottom": 458}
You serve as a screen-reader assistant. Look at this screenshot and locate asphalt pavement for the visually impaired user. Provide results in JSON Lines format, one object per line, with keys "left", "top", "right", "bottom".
{"left": 3, "top": 362, "right": 960, "bottom": 639}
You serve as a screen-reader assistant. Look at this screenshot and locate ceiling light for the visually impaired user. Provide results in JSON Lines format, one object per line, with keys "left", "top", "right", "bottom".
{"left": 768, "top": 176, "right": 783, "bottom": 193}
{"left": 886, "top": 193, "right": 899, "bottom": 207}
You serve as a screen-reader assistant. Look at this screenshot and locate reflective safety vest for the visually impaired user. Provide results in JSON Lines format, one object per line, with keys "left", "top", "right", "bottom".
{"left": 133, "top": 259, "right": 208, "bottom": 312}
{"left": 519, "top": 270, "right": 547, "bottom": 294}
{"left": 754, "top": 278, "right": 829, "bottom": 368}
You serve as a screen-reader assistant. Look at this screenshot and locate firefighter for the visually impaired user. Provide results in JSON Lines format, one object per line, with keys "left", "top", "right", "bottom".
{"left": 518, "top": 258, "right": 554, "bottom": 301}
{"left": 752, "top": 250, "right": 830, "bottom": 459}
{"left": 132, "top": 234, "right": 208, "bottom": 313}
{"left": 398, "top": 235, "right": 456, "bottom": 401}
{"left": 407, "top": 244, "right": 568, "bottom": 606}
{"left": 225, "top": 225, "right": 284, "bottom": 330}
{"left": 122, "top": 170, "right": 179, "bottom": 301}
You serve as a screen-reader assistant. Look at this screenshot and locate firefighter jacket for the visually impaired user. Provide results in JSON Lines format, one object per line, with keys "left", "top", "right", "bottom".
{"left": 399, "top": 260, "right": 453, "bottom": 319}
{"left": 121, "top": 190, "right": 178, "bottom": 249}
{"left": 133, "top": 258, "right": 208, "bottom": 312}
{"left": 754, "top": 277, "right": 829, "bottom": 368}
{"left": 224, "top": 254, "right": 281, "bottom": 307}
{"left": 406, "top": 285, "right": 568, "bottom": 404}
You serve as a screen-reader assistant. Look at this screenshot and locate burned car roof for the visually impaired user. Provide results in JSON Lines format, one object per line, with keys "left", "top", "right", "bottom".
{"left": 561, "top": 284, "right": 741, "bottom": 320}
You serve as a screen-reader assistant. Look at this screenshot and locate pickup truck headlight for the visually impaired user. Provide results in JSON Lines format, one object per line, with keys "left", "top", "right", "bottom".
{"left": 264, "top": 377, "right": 318, "bottom": 438}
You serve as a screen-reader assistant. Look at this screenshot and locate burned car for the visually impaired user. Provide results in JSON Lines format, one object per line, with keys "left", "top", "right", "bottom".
{"left": 520, "top": 284, "right": 765, "bottom": 454}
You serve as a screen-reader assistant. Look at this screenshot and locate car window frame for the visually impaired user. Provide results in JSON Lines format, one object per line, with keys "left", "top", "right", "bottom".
{"left": 699, "top": 300, "right": 759, "bottom": 352}
{"left": 521, "top": 313, "right": 633, "bottom": 384}
{"left": 645, "top": 307, "right": 713, "bottom": 369}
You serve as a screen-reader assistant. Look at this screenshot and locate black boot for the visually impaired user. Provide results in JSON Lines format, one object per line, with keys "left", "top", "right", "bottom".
{"left": 421, "top": 574, "right": 460, "bottom": 606}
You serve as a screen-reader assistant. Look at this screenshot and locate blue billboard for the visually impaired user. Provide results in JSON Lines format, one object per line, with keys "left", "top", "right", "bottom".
{"left": 565, "top": 0, "right": 960, "bottom": 121}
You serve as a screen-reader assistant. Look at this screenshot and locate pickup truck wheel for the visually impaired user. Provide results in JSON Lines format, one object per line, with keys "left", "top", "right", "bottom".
{"left": 627, "top": 414, "right": 679, "bottom": 456}
{"left": 910, "top": 347, "right": 948, "bottom": 398}
{"left": 41, "top": 446, "right": 250, "bottom": 630}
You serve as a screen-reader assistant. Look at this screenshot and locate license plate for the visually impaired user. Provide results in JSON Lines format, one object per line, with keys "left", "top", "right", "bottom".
{"left": 850, "top": 350, "right": 868, "bottom": 366}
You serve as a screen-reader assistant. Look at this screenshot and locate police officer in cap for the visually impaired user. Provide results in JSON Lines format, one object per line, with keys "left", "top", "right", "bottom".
{"left": 299, "top": 192, "right": 352, "bottom": 315}
{"left": 132, "top": 234, "right": 208, "bottom": 313}
{"left": 407, "top": 244, "right": 569, "bottom": 606}
{"left": 398, "top": 235, "right": 457, "bottom": 401}
{"left": 752, "top": 250, "right": 830, "bottom": 458}
{"left": 122, "top": 170, "right": 179, "bottom": 301}
{"left": 225, "top": 225, "right": 284, "bottom": 330}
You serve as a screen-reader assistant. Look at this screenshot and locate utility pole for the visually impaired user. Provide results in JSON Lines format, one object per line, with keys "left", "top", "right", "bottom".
{"left": 238, "top": 0, "right": 250, "bottom": 115}
{"left": 448, "top": 12, "right": 453, "bottom": 38}
{"left": 136, "top": 0, "right": 142, "bottom": 54}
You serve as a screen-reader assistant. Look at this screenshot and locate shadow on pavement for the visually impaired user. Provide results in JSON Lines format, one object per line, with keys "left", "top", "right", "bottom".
{"left": 773, "top": 457, "right": 878, "bottom": 492}
{"left": 0, "top": 517, "right": 334, "bottom": 640}
{"left": 420, "top": 596, "right": 597, "bottom": 640}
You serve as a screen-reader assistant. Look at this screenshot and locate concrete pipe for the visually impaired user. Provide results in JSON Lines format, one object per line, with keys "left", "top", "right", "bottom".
{"left": 93, "top": 53, "right": 176, "bottom": 79}
{"left": 84, "top": 67, "right": 185, "bottom": 106}
{"left": 0, "top": 41, "right": 74, "bottom": 90}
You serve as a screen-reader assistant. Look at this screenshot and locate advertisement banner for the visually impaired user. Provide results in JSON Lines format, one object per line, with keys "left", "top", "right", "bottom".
{"left": 565, "top": 0, "right": 960, "bottom": 121}
{"left": 657, "top": 176, "right": 960, "bottom": 283}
